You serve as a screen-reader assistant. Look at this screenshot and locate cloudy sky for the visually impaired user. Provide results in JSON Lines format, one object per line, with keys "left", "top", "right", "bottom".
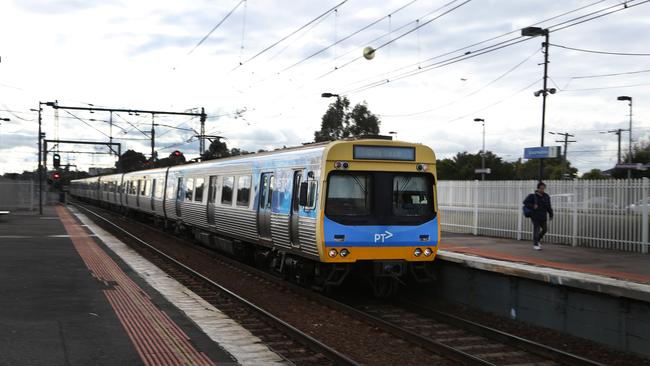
{"left": 1, "top": 0, "right": 649, "bottom": 175}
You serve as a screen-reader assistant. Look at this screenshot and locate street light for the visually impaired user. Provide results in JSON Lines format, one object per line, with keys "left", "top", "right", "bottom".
{"left": 617, "top": 96, "right": 633, "bottom": 178}
{"left": 321, "top": 92, "right": 340, "bottom": 98}
{"left": 521, "top": 26, "right": 551, "bottom": 181}
{"left": 474, "top": 118, "right": 486, "bottom": 180}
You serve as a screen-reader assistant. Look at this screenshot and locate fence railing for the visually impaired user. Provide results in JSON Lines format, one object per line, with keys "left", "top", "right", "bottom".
{"left": 0, "top": 180, "right": 59, "bottom": 211}
{"left": 438, "top": 179, "right": 649, "bottom": 254}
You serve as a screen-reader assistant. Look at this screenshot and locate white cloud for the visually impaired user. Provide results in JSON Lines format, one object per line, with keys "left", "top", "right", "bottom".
{"left": 1, "top": 0, "right": 649, "bottom": 175}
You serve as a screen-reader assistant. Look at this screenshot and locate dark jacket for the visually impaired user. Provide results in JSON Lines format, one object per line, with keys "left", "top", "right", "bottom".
{"left": 524, "top": 191, "right": 553, "bottom": 222}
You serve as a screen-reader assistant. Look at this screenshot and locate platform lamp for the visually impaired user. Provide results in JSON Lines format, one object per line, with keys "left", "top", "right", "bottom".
{"left": 617, "top": 96, "right": 633, "bottom": 179}
{"left": 521, "top": 26, "right": 551, "bottom": 181}
{"left": 474, "top": 118, "right": 486, "bottom": 180}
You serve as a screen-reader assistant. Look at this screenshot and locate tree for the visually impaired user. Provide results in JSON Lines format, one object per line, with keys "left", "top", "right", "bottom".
{"left": 347, "top": 102, "right": 380, "bottom": 137}
{"left": 116, "top": 150, "right": 148, "bottom": 172}
{"left": 315, "top": 97, "right": 350, "bottom": 142}
{"left": 611, "top": 138, "right": 650, "bottom": 178}
{"left": 581, "top": 169, "right": 609, "bottom": 179}
{"left": 314, "top": 97, "right": 381, "bottom": 141}
{"left": 436, "top": 151, "right": 516, "bottom": 180}
{"left": 202, "top": 139, "right": 231, "bottom": 161}
{"left": 512, "top": 158, "right": 578, "bottom": 180}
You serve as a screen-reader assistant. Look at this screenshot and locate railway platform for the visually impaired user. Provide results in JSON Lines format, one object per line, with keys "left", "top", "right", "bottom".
{"left": 0, "top": 205, "right": 279, "bottom": 365}
{"left": 439, "top": 232, "right": 650, "bottom": 302}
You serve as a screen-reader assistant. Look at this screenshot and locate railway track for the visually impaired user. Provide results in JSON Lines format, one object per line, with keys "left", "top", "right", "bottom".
{"left": 73, "top": 203, "right": 358, "bottom": 366}
{"left": 73, "top": 201, "right": 608, "bottom": 366}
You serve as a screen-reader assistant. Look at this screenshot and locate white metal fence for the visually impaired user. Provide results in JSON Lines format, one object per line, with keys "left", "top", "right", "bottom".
{"left": 438, "top": 179, "right": 649, "bottom": 254}
{"left": 0, "top": 180, "right": 59, "bottom": 210}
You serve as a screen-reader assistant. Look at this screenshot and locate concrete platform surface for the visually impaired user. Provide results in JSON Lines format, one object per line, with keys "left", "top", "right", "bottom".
{"left": 441, "top": 232, "right": 650, "bottom": 284}
{"left": 0, "top": 206, "right": 241, "bottom": 366}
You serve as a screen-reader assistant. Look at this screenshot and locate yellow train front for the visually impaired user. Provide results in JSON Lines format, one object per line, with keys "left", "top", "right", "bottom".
{"left": 315, "top": 140, "right": 439, "bottom": 297}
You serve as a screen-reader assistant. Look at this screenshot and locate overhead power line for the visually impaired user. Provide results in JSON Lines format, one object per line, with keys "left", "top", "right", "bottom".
{"left": 341, "top": 0, "right": 649, "bottom": 95}
{"left": 234, "top": 0, "right": 348, "bottom": 69}
{"left": 318, "top": 0, "right": 472, "bottom": 79}
{"left": 336, "top": 0, "right": 612, "bottom": 93}
{"left": 550, "top": 43, "right": 650, "bottom": 56}
{"left": 280, "top": 0, "right": 419, "bottom": 72}
{"left": 187, "top": 0, "right": 246, "bottom": 56}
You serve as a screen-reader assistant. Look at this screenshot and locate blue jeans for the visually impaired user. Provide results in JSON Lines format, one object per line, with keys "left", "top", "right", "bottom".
{"left": 532, "top": 220, "right": 547, "bottom": 245}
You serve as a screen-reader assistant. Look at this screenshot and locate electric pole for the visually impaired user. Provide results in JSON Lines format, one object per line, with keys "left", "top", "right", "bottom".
{"left": 601, "top": 128, "right": 626, "bottom": 164}
{"left": 549, "top": 131, "right": 576, "bottom": 179}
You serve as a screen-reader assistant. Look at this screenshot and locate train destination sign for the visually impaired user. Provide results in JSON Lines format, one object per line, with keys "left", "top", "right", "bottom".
{"left": 523, "top": 146, "right": 561, "bottom": 159}
{"left": 353, "top": 145, "right": 415, "bottom": 161}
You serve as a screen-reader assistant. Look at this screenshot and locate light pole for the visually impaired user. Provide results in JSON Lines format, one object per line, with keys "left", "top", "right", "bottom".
{"left": 522, "top": 26, "right": 553, "bottom": 181}
{"left": 473, "top": 118, "right": 486, "bottom": 180}
{"left": 617, "top": 96, "right": 633, "bottom": 179}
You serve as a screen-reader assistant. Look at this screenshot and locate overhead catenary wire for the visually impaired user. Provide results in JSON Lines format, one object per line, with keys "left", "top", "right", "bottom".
{"left": 186, "top": 0, "right": 246, "bottom": 57}
{"left": 280, "top": 0, "right": 419, "bottom": 73}
{"left": 335, "top": 0, "right": 612, "bottom": 92}
{"left": 380, "top": 48, "right": 540, "bottom": 118}
{"left": 233, "top": 0, "right": 348, "bottom": 70}
{"left": 317, "top": 0, "right": 472, "bottom": 80}
{"left": 340, "top": 0, "right": 649, "bottom": 96}
{"left": 550, "top": 42, "right": 650, "bottom": 56}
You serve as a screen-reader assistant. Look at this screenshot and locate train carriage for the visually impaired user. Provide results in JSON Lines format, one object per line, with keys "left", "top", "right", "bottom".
{"left": 70, "top": 139, "right": 439, "bottom": 296}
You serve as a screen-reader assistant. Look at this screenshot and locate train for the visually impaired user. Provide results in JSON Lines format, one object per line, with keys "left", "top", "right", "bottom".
{"left": 70, "top": 138, "right": 440, "bottom": 297}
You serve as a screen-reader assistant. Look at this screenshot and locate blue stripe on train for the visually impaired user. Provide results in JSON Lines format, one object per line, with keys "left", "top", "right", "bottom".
{"left": 323, "top": 216, "right": 439, "bottom": 247}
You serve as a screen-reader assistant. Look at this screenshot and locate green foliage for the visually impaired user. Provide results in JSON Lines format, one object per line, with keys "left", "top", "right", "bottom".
{"left": 116, "top": 149, "right": 148, "bottom": 172}
{"left": 581, "top": 169, "right": 609, "bottom": 179}
{"left": 314, "top": 97, "right": 380, "bottom": 142}
{"left": 201, "top": 139, "right": 251, "bottom": 161}
{"left": 436, "top": 152, "right": 578, "bottom": 180}
{"left": 611, "top": 138, "right": 650, "bottom": 178}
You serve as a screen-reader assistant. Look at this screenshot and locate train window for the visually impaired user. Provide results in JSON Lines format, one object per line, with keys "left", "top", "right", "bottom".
{"left": 392, "top": 175, "right": 433, "bottom": 217}
{"left": 138, "top": 180, "right": 144, "bottom": 196}
{"left": 194, "top": 178, "right": 205, "bottom": 202}
{"left": 306, "top": 181, "right": 317, "bottom": 209}
{"left": 144, "top": 179, "right": 151, "bottom": 197}
{"left": 129, "top": 181, "right": 137, "bottom": 195}
{"left": 221, "top": 176, "right": 234, "bottom": 205}
{"left": 326, "top": 174, "right": 371, "bottom": 216}
{"left": 185, "top": 178, "right": 194, "bottom": 201}
{"left": 236, "top": 176, "right": 251, "bottom": 206}
{"left": 154, "top": 179, "right": 164, "bottom": 199}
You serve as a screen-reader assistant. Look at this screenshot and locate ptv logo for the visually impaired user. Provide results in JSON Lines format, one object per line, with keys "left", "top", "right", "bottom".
{"left": 374, "top": 231, "right": 393, "bottom": 243}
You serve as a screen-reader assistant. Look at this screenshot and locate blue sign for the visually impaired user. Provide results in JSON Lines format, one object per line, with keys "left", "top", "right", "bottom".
{"left": 524, "top": 146, "right": 561, "bottom": 159}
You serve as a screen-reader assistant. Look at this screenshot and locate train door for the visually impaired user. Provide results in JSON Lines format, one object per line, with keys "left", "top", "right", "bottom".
{"left": 289, "top": 170, "right": 302, "bottom": 248}
{"left": 175, "top": 177, "right": 182, "bottom": 217}
{"left": 257, "top": 173, "right": 273, "bottom": 240}
{"left": 206, "top": 175, "right": 218, "bottom": 225}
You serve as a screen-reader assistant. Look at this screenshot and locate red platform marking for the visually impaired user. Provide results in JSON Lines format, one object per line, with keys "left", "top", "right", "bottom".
{"left": 56, "top": 206, "right": 216, "bottom": 366}
{"left": 441, "top": 242, "right": 650, "bottom": 285}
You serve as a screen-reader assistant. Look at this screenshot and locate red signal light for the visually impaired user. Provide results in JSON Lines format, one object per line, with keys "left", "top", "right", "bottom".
{"left": 173, "top": 150, "right": 182, "bottom": 157}
{"left": 52, "top": 172, "right": 61, "bottom": 180}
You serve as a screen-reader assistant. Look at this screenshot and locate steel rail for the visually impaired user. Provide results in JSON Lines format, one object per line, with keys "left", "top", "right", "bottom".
{"left": 72, "top": 202, "right": 360, "bottom": 366}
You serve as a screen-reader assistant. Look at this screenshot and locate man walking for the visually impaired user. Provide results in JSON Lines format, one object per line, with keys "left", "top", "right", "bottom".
{"left": 523, "top": 182, "right": 553, "bottom": 250}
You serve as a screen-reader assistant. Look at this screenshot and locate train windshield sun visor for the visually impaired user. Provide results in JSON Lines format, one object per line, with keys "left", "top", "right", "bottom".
{"left": 325, "top": 171, "right": 436, "bottom": 226}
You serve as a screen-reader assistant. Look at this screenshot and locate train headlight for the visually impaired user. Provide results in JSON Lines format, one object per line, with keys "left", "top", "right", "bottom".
{"left": 340, "top": 248, "right": 350, "bottom": 257}
{"left": 334, "top": 161, "right": 350, "bottom": 169}
{"left": 416, "top": 163, "right": 428, "bottom": 171}
{"left": 423, "top": 248, "right": 433, "bottom": 257}
{"left": 414, "top": 248, "right": 422, "bottom": 257}
{"left": 328, "top": 248, "right": 339, "bottom": 258}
